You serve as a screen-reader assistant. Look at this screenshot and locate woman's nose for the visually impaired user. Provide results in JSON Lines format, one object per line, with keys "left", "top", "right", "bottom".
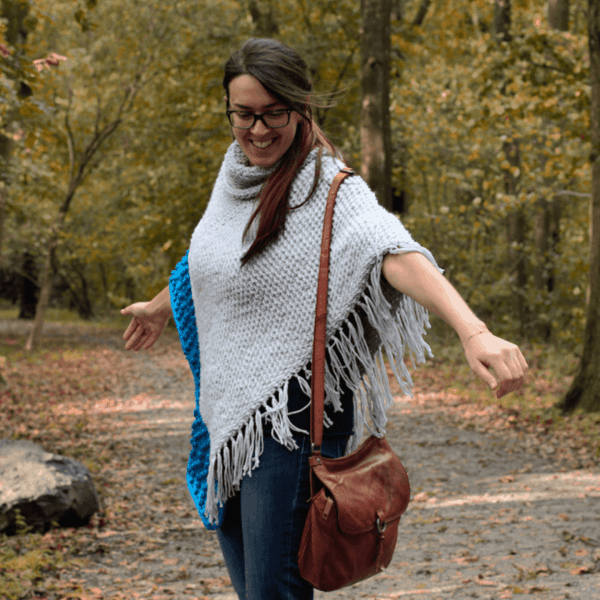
{"left": 250, "top": 118, "right": 269, "bottom": 135}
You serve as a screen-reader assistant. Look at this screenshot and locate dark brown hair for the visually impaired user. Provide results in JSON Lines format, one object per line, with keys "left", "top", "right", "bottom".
{"left": 223, "top": 37, "right": 342, "bottom": 265}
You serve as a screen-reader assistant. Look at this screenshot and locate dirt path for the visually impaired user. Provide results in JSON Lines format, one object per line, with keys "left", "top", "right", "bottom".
{"left": 323, "top": 397, "right": 600, "bottom": 600}
{"left": 5, "top": 322, "right": 600, "bottom": 599}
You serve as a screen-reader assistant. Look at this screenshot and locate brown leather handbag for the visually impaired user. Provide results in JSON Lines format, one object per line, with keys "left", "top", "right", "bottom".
{"left": 297, "top": 168, "right": 411, "bottom": 592}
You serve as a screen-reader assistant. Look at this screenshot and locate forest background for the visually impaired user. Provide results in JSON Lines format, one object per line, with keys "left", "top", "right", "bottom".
{"left": 1, "top": 2, "right": 599, "bottom": 596}
{"left": 0, "top": 1, "right": 591, "bottom": 358}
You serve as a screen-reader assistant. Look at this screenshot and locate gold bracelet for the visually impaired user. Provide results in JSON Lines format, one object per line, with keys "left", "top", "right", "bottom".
{"left": 463, "top": 326, "right": 490, "bottom": 346}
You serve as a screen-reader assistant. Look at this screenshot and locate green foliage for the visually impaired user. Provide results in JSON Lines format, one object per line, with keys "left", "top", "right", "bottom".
{"left": 0, "top": 0, "right": 592, "bottom": 348}
{"left": 391, "top": 0, "right": 590, "bottom": 347}
{"left": 2, "top": 0, "right": 363, "bottom": 317}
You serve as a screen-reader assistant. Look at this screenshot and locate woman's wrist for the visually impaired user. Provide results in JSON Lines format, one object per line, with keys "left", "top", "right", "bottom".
{"left": 459, "top": 323, "right": 490, "bottom": 347}
{"left": 147, "top": 285, "right": 172, "bottom": 317}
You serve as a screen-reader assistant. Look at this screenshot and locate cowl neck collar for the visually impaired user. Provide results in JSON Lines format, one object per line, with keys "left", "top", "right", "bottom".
{"left": 222, "top": 141, "right": 319, "bottom": 203}
{"left": 222, "top": 142, "right": 275, "bottom": 202}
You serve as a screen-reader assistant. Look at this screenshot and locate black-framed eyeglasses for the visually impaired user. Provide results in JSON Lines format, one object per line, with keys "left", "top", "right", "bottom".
{"left": 226, "top": 109, "right": 293, "bottom": 129}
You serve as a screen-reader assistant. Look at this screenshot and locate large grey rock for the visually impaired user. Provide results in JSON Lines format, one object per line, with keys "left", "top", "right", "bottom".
{"left": 0, "top": 439, "right": 99, "bottom": 534}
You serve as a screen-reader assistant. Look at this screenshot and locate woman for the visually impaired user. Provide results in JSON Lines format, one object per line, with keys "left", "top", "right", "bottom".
{"left": 122, "top": 38, "right": 527, "bottom": 600}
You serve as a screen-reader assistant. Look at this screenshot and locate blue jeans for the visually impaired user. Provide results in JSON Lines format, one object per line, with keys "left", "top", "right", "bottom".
{"left": 216, "top": 429, "right": 350, "bottom": 600}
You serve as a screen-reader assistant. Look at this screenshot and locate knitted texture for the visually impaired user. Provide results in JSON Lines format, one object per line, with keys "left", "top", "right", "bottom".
{"left": 169, "top": 252, "right": 224, "bottom": 529}
{"left": 189, "top": 141, "right": 441, "bottom": 524}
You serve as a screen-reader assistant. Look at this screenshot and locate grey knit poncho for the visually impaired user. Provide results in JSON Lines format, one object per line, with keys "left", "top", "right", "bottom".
{"left": 188, "top": 141, "right": 440, "bottom": 524}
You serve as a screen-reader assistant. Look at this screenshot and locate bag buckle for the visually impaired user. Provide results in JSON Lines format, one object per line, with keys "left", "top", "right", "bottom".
{"left": 376, "top": 516, "right": 386, "bottom": 534}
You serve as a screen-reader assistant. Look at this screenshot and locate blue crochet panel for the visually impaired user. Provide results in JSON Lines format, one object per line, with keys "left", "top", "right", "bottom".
{"left": 169, "top": 251, "right": 224, "bottom": 530}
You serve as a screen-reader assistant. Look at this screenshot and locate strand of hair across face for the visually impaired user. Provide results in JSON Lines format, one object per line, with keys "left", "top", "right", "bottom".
{"left": 241, "top": 120, "right": 342, "bottom": 265}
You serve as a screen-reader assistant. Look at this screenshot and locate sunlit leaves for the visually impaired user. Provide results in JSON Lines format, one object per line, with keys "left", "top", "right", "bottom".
{"left": 390, "top": 0, "right": 589, "bottom": 345}
{"left": 1, "top": 0, "right": 592, "bottom": 343}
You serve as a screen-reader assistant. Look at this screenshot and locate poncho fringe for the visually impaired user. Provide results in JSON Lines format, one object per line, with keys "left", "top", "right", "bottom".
{"left": 202, "top": 252, "right": 433, "bottom": 522}
{"left": 178, "top": 142, "right": 440, "bottom": 527}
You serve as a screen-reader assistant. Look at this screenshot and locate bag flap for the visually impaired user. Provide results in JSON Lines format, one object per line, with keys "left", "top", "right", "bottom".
{"left": 310, "top": 436, "right": 410, "bottom": 535}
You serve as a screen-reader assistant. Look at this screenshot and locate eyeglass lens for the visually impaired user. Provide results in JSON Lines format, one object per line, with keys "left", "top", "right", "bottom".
{"left": 228, "top": 111, "right": 290, "bottom": 129}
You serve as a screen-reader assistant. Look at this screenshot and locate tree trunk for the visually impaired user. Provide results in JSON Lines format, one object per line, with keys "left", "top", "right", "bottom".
{"left": 558, "top": 0, "right": 600, "bottom": 412}
{"left": 494, "top": 1, "right": 528, "bottom": 334}
{"left": 548, "top": 0, "right": 570, "bottom": 30}
{"left": 0, "top": 141, "right": 8, "bottom": 269}
{"left": 533, "top": 197, "right": 561, "bottom": 339}
{"left": 59, "top": 260, "right": 94, "bottom": 320}
{"left": 504, "top": 142, "right": 528, "bottom": 337}
{"left": 361, "top": 0, "right": 392, "bottom": 210}
{"left": 0, "top": 0, "right": 29, "bottom": 266}
{"left": 247, "top": 0, "right": 278, "bottom": 37}
{"left": 532, "top": 0, "right": 571, "bottom": 340}
{"left": 18, "top": 252, "right": 39, "bottom": 319}
{"left": 24, "top": 233, "right": 58, "bottom": 350}
{"left": 26, "top": 178, "right": 80, "bottom": 350}
{"left": 494, "top": 0, "right": 512, "bottom": 43}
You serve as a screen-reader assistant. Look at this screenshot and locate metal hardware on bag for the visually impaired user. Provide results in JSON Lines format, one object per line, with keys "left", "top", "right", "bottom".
{"left": 311, "top": 443, "right": 321, "bottom": 454}
{"left": 376, "top": 517, "right": 386, "bottom": 534}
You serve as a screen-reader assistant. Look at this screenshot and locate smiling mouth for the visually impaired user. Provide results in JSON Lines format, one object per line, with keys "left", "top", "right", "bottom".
{"left": 251, "top": 139, "right": 275, "bottom": 149}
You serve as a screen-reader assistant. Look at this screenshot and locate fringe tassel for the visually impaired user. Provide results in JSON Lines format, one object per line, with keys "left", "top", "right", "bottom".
{"left": 205, "top": 253, "right": 432, "bottom": 524}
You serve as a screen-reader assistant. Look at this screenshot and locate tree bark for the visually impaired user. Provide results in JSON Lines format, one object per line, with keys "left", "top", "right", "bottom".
{"left": 493, "top": 1, "right": 528, "bottom": 334}
{"left": 548, "top": 0, "right": 570, "bottom": 30}
{"left": 25, "top": 227, "right": 61, "bottom": 350}
{"left": 0, "top": 138, "right": 8, "bottom": 269}
{"left": 494, "top": 0, "right": 512, "bottom": 43}
{"left": 26, "top": 180, "right": 86, "bottom": 349}
{"left": 558, "top": 0, "right": 600, "bottom": 412}
{"left": 0, "top": 0, "right": 29, "bottom": 267}
{"left": 247, "top": 0, "right": 278, "bottom": 37}
{"left": 18, "top": 252, "right": 39, "bottom": 319}
{"left": 531, "top": 0, "right": 571, "bottom": 340}
{"left": 361, "top": 0, "right": 392, "bottom": 210}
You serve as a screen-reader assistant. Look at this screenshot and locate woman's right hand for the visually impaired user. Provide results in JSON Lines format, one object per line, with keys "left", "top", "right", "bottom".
{"left": 121, "top": 286, "right": 172, "bottom": 351}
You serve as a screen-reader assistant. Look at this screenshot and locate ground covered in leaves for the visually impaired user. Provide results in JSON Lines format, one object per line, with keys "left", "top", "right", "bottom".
{"left": 1, "top": 320, "right": 599, "bottom": 600}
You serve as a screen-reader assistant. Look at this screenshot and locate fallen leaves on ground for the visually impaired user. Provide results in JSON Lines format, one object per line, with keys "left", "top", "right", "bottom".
{"left": 1, "top": 325, "right": 599, "bottom": 599}
{"left": 389, "top": 343, "right": 600, "bottom": 471}
{"left": 0, "top": 327, "right": 227, "bottom": 600}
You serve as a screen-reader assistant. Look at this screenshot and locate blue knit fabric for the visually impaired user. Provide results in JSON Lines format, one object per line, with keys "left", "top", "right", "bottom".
{"left": 169, "top": 251, "right": 225, "bottom": 529}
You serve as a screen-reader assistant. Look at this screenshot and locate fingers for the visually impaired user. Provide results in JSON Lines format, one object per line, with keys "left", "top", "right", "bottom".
{"left": 141, "top": 330, "right": 160, "bottom": 350}
{"left": 466, "top": 336, "right": 528, "bottom": 398}
{"left": 124, "top": 325, "right": 143, "bottom": 350}
{"left": 469, "top": 359, "right": 498, "bottom": 392}
{"left": 486, "top": 355, "right": 524, "bottom": 397}
{"left": 124, "top": 320, "right": 150, "bottom": 351}
{"left": 123, "top": 321, "right": 162, "bottom": 352}
{"left": 495, "top": 349, "right": 528, "bottom": 398}
{"left": 123, "top": 317, "right": 138, "bottom": 341}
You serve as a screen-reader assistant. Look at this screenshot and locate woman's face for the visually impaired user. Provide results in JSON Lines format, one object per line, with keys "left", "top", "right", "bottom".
{"left": 227, "top": 74, "right": 301, "bottom": 168}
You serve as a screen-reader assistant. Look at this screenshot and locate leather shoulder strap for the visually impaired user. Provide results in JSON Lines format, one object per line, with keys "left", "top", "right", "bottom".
{"left": 310, "top": 167, "right": 354, "bottom": 454}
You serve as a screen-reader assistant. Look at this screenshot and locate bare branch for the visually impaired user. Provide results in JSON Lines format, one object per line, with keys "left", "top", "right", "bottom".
{"left": 412, "top": 0, "right": 432, "bottom": 27}
{"left": 317, "top": 45, "right": 359, "bottom": 127}
{"left": 67, "top": 71, "right": 146, "bottom": 197}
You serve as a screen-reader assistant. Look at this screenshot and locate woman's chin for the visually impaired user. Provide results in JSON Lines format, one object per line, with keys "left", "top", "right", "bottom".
{"left": 242, "top": 141, "right": 284, "bottom": 168}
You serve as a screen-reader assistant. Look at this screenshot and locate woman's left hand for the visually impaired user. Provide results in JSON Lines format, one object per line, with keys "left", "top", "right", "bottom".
{"left": 463, "top": 332, "right": 528, "bottom": 398}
